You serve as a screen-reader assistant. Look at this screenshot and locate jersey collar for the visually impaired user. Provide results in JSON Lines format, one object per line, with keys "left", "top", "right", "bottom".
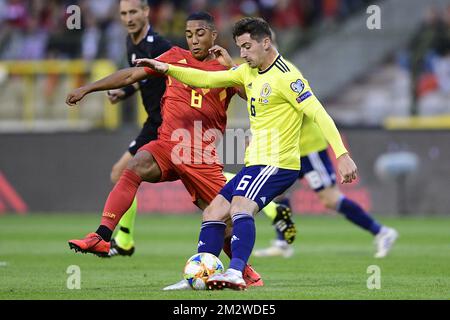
{"left": 258, "top": 54, "right": 281, "bottom": 74}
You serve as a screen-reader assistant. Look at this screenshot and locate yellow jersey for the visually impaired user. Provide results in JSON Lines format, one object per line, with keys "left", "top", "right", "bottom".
{"left": 300, "top": 115, "right": 328, "bottom": 156}
{"left": 167, "top": 54, "right": 347, "bottom": 170}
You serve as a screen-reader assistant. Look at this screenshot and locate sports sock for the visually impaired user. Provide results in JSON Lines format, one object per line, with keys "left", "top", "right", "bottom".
{"left": 96, "top": 225, "right": 112, "bottom": 242}
{"left": 337, "top": 196, "right": 381, "bottom": 235}
{"left": 275, "top": 227, "right": 285, "bottom": 241}
{"left": 197, "top": 221, "right": 226, "bottom": 257}
{"left": 115, "top": 197, "right": 137, "bottom": 248}
{"left": 99, "top": 169, "right": 142, "bottom": 239}
{"left": 229, "top": 214, "right": 255, "bottom": 272}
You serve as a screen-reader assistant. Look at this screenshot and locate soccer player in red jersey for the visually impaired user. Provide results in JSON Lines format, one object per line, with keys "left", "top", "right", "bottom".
{"left": 65, "top": 12, "right": 262, "bottom": 289}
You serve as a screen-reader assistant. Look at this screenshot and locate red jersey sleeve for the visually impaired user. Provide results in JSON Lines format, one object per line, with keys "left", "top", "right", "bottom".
{"left": 155, "top": 46, "right": 184, "bottom": 64}
{"left": 143, "top": 47, "right": 183, "bottom": 77}
{"left": 143, "top": 67, "right": 163, "bottom": 77}
{"left": 144, "top": 67, "right": 166, "bottom": 77}
{"left": 143, "top": 46, "right": 188, "bottom": 76}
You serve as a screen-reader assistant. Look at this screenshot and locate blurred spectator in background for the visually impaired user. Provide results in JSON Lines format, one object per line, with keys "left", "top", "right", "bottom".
{"left": 46, "top": 0, "right": 82, "bottom": 59}
{"left": 18, "top": 15, "right": 48, "bottom": 60}
{"left": 0, "top": 0, "right": 29, "bottom": 59}
{"left": 407, "top": 5, "right": 450, "bottom": 115}
{"left": 150, "top": 0, "right": 186, "bottom": 47}
{"left": 0, "top": 0, "right": 374, "bottom": 63}
{"left": 432, "top": 5, "right": 450, "bottom": 94}
{"left": 80, "top": 0, "right": 126, "bottom": 63}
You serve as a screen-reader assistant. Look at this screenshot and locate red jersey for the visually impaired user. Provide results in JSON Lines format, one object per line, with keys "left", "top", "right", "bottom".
{"left": 144, "top": 47, "right": 237, "bottom": 164}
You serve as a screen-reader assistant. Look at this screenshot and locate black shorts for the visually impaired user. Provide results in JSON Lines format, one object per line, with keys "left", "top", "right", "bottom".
{"left": 128, "top": 117, "right": 161, "bottom": 155}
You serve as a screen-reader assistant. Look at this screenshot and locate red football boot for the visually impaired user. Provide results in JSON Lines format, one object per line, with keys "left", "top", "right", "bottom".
{"left": 68, "top": 233, "right": 110, "bottom": 257}
{"left": 243, "top": 264, "right": 264, "bottom": 287}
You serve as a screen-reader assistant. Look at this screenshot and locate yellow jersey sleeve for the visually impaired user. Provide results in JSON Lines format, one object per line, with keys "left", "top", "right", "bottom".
{"left": 279, "top": 72, "right": 348, "bottom": 159}
{"left": 299, "top": 115, "right": 328, "bottom": 156}
{"left": 166, "top": 64, "right": 245, "bottom": 88}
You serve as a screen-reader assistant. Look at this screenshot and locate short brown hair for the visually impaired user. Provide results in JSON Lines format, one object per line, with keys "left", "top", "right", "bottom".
{"left": 232, "top": 17, "right": 272, "bottom": 42}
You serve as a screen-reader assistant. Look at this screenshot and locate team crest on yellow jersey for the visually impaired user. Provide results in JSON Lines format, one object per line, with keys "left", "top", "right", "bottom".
{"left": 260, "top": 83, "right": 272, "bottom": 98}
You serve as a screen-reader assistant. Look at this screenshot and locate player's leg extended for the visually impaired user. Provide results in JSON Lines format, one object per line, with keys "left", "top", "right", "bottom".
{"left": 319, "top": 186, "right": 398, "bottom": 258}
{"left": 110, "top": 197, "right": 137, "bottom": 256}
{"left": 216, "top": 172, "right": 264, "bottom": 286}
{"left": 207, "top": 166, "right": 299, "bottom": 290}
{"left": 304, "top": 149, "right": 398, "bottom": 258}
{"left": 229, "top": 170, "right": 297, "bottom": 247}
{"left": 207, "top": 196, "right": 259, "bottom": 290}
{"left": 162, "top": 194, "right": 231, "bottom": 291}
{"left": 319, "top": 186, "right": 381, "bottom": 234}
{"left": 108, "top": 122, "right": 157, "bottom": 257}
{"left": 68, "top": 149, "right": 161, "bottom": 256}
{"left": 197, "top": 195, "right": 231, "bottom": 258}
{"left": 221, "top": 213, "right": 264, "bottom": 287}
{"left": 110, "top": 151, "right": 137, "bottom": 256}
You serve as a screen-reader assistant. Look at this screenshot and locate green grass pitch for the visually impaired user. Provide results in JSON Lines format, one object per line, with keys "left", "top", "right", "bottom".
{"left": 0, "top": 213, "right": 449, "bottom": 300}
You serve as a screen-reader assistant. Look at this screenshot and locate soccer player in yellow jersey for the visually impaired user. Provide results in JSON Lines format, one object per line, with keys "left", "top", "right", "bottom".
{"left": 255, "top": 116, "right": 398, "bottom": 259}
{"left": 138, "top": 17, "right": 357, "bottom": 290}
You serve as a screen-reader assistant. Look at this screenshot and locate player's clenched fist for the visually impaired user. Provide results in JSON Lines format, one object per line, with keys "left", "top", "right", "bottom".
{"left": 135, "top": 58, "right": 169, "bottom": 74}
{"left": 337, "top": 153, "right": 358, "bottom": 184}
{"left": 66, "top": 87, "right": 88, "bottom": 106}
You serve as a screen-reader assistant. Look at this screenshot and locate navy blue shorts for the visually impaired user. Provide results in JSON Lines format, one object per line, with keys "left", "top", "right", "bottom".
{"left": 299, "top": 149, "right": 336, "bottom": 192}
{"left": 219, "top": 165, "right": 299, "bottom": 210}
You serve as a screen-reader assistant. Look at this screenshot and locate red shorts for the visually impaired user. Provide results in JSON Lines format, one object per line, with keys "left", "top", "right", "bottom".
{"left": 138, "top": 140, "right": 226, "bottom": 206}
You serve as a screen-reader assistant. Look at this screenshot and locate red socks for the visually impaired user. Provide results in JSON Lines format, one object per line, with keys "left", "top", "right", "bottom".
{"left": 100, "top": 169, "right": 142, "bottom": 231}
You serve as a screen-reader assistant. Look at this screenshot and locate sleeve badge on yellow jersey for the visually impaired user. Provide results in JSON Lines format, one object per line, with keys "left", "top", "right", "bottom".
{"left": 291, "top": 79, "right": 312, "bottom": 103}
{"left": 296, "top": 91, "right": 312, "bottom": 103}
{"left": 290, "top": 79, "right": 305, "bottom": 94}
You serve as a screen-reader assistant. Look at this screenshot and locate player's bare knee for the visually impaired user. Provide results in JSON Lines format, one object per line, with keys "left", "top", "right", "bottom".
{"left": 230, "top": 197, "right": 258, "bottom": 216}
{"left": 202, "top": 207, "right": 218, "bottom": 221}
{"left": 323, "top": 198, "right": 338, "bottom": 210}
{"left": 203, "top": 205, "right": 228, "bottom": 222}
{"left": 319, "top": 190, "right": 341, "bottom": 210}
{"left": 126, "top": 151, "right": 159, "bottom": 181}
{"left": 203, "top": 196, "right": 230, "bottom": 222}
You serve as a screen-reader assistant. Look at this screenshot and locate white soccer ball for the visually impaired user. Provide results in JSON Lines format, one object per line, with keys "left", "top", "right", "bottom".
{"left": 183, "top": 252, "right": 224, "bottom": 290}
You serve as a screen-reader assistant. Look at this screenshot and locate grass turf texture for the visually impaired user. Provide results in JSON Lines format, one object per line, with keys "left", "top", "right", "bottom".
{"left": 0, "top": 214, "right": 449, "bottom": 299}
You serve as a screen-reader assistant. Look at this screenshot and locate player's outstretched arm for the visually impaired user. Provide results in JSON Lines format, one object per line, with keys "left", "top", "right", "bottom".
{"left": 280, "top": 71, "right": 357, "bottom": 183}
{"left": 66, "top": 67, "right": 149, "bottom": 106}
{"left": 135, "top": 59, "right": 169, "bottom": 73}
{"left": 304, "top": 105, "right": 357, "bottom": 184}
{"left": 208, "top": 46, "right": 246, "bottom": 100}
{"left": 136, "top": 58, "right": 244, "bottom": 89}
